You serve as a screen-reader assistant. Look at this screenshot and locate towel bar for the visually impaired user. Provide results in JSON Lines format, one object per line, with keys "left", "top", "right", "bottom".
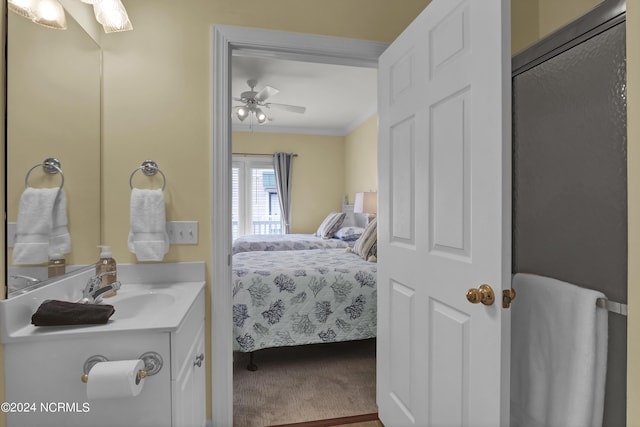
{"left": 596, "top": 298, "right": 627, "bottom": 316}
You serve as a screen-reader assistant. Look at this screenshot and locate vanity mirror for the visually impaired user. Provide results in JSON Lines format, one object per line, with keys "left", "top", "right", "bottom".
{"left": 5, "top": 7, "right": 102, "bottom": 295}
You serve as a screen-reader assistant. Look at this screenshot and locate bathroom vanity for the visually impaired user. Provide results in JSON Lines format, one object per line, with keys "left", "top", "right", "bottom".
{"left": 0, "top": 262, "right": 206, "bottom": 427}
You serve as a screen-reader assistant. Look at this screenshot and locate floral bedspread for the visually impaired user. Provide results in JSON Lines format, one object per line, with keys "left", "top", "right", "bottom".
{"left": 232, "top": 234, "right": 350, "bottom": 254}
{"left": 232, "top": 249, "right": 377, "bottom": 352}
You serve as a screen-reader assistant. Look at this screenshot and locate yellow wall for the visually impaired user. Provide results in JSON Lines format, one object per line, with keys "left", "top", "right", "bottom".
{"left": 345, "top": 114, "right": 379, "bottom": 204}
{"left": 538, "top": 0, "right": 603, "bottom": 38}
{"left": 511, "top": 0, "right": 605, "bottom": 55}
{"left": 511, "top": 0, "right": 540, "bottom": 54}
{"left": 627, "top": 0, "right": 639, "bottom": 424}
{"left": 232, "top": 132, "right": 346, "bottom": 234}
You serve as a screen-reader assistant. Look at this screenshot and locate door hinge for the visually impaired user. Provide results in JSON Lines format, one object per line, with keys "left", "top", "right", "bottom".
{"left": 502, "top": 289, "right": 516, "bottom": 308}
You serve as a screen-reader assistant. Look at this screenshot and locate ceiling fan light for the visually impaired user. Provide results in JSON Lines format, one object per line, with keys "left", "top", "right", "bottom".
{"left": 236, "top": 106, "right": 249, "bottom": 121}
{"left": 255, "top": 108, "right": 267, "bottom": 124}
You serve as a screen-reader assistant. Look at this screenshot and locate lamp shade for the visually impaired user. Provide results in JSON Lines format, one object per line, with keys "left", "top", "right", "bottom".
{"left": 354, "top": 192, "right": 377, "bottom": 215}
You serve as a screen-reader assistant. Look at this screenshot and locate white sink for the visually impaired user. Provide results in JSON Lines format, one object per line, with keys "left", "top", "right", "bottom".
{"left": 0, "top": 262, "right": 205, "bottom": 343}
{"left": 108, "top": 288, "right": 176, "bottom": 320}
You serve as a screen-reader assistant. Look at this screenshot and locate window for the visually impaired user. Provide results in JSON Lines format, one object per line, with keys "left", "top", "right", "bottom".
{"left": 232, "top": 157, "right": 281, "bottom": 240}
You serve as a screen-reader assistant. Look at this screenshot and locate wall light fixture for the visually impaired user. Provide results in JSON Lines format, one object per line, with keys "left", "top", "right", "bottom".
{"left": 9, "top": 0, "right": 133, "bottom": 33}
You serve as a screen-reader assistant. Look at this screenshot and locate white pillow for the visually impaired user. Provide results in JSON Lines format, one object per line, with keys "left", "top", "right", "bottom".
{"left": 334, "top": 226, "right": 365, "bottom": 241}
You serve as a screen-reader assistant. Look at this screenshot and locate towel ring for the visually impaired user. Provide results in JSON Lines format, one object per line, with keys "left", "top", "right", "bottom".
{"left": 24, "top": 158, "right": 64, "bottom": 189}
{"left": 129, "top": 160, "right": 166, "bottom": 191}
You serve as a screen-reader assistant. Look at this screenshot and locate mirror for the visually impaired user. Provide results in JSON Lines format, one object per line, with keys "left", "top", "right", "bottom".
{"left": 5, "top": 9, "right": 102, "bottom": 295}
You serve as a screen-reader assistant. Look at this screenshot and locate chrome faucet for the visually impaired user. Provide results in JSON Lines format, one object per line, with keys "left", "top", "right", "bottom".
{"left": 80, "top": 271, "right": 121, "bottom": 304}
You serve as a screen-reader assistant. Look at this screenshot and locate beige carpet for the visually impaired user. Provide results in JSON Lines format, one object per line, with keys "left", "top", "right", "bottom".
{"left": 233, "top": 339, "right": 377, "bottom": 427}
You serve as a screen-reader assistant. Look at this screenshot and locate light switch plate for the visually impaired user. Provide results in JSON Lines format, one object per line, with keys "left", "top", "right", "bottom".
{"left": 166, "top": 221, "right": 198, "bottom": 244}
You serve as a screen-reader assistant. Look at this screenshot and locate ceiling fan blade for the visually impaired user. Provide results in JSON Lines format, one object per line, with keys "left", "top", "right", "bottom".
{"left": 266, "top": 103, "right": 306, "bottom": 114}
{"left": 255, "top": 85, "right": 279, "bottom": 102}
{"left": 233, "top": 97, "right": 243, "bottom": 102}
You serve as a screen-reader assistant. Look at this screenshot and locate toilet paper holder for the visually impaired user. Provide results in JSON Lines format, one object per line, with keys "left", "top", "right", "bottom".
{"left": 80, "top": 352, "right": 163, "bottom": 384}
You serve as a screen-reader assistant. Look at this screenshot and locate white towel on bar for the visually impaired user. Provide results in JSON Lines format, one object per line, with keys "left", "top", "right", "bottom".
{"left": 48, "top": 189, "right": 71, "bottom": 257}
{"left": 128, "top": 188, "right": 169, "bottom": 261}
{"left": 12, "top": 187, "right": 70, "bottom": 264}
{"left": 511, "top": 273, "right": 608, "bottom": 427}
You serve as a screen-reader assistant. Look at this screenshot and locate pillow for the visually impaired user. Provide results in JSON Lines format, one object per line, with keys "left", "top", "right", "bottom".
{"left": 315, "top": 212, "right": 347, "bottom": 239}
{"left": 350, "top": 217, "right": 377, "bottom": 261}
{"left": 334, "top": 226, "right": 365, "bottom": 241}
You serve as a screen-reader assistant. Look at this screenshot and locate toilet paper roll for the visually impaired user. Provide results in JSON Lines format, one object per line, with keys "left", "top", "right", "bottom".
{"left": 86, "top": 359, "right": 145, "bottom": 399}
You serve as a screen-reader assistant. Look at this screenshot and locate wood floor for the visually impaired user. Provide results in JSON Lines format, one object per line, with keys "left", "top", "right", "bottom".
{"left": 270, "top": 413, "right": 382, "bottom": 427}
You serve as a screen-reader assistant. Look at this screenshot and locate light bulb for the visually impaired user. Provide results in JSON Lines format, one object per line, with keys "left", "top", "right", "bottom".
{"left": 236, "top": 107, "right": 248, "bottom": 122}
{"left": 255, "top": 109, "right": 267, "bottom": 124}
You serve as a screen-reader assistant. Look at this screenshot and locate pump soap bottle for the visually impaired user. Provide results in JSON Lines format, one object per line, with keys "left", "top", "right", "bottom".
{"left": 96, "top": 245, "right": 117, "bottom": 297}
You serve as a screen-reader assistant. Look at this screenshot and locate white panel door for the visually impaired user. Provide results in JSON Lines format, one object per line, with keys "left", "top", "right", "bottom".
{"left": 377, "top": 0, "right": 511, "bottom": 426}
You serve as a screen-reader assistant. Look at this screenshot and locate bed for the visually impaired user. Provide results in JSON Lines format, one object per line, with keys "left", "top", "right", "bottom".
{"left": 232, "top": 248, "right": 377, "bottom": 357}
{"left": 232, "top": 200, "right": 369, "bottom": 254}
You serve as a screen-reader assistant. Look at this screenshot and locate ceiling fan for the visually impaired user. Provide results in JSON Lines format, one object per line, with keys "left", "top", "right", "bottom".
{"left": 233, "top": 79, "right": 306, "bottom": 125}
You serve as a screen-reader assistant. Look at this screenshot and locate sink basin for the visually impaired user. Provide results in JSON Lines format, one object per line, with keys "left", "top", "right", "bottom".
{"left": 109, "top": 292, "right": 176, "bottom": 320}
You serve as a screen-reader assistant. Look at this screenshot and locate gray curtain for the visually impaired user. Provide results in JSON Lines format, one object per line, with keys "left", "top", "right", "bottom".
{"left": 273, "top": 152, "right": 294, "bottom": 234}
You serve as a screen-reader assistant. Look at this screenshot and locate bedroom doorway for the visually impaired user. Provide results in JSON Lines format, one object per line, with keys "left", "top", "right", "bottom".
{"left": 211, "top": 25, "right": 388, "bottom": 426}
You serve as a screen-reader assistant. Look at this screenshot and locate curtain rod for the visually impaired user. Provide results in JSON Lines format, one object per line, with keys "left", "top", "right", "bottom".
{"left": 232, "top": 152, "right": 298, "bottom": 157}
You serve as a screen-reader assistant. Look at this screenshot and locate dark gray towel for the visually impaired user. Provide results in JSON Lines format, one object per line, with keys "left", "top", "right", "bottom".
{"left": 31, "top": 300, "right": 115, "bottom": 326}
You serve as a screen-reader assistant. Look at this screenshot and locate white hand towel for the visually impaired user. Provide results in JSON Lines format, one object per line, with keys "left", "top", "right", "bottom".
{"left": 128, "top": 188, "right": 169, "bottom": 261}
{"left": 49, "top": 189, "right": 71, "bottom": 257}
{"left": 12, "top": 187, "right": 60, "bottom": 264}
{"left": 510, "top": 273, "right": 608, "bottom": 427}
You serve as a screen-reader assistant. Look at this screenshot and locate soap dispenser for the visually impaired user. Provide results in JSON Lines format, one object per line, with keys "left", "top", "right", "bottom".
{"left": 96, "top": 245, "right": 117, "bottom": 297}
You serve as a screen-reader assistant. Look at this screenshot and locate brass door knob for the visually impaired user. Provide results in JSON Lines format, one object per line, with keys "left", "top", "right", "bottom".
{"left": 466, "top": 284, "right": 495, "bottom": 305}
